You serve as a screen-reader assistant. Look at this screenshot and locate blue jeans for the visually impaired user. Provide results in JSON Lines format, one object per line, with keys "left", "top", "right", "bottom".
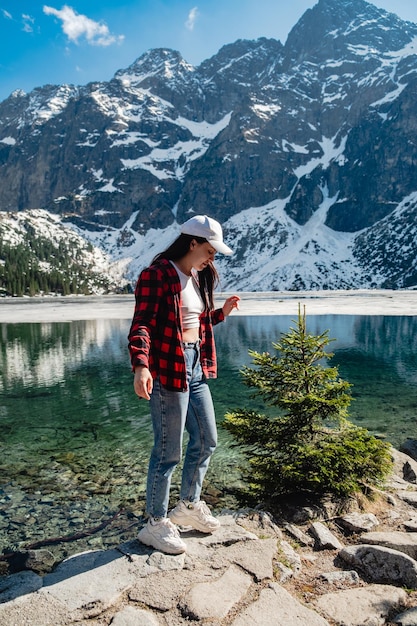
{"left": 146, "top": 342, "right": 217, "bottom": 518}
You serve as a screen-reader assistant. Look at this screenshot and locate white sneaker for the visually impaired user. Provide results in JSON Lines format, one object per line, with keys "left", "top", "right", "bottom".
{"left": 168, "top": 500, "right": 220, "bottom": 533}
{"left": 137, "top": 518, "right": 186, "bottom": 554}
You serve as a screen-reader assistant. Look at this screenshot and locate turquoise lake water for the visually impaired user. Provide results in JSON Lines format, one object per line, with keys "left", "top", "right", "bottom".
{"left": 1, "top": 313, "right": 417, "bottom": 562}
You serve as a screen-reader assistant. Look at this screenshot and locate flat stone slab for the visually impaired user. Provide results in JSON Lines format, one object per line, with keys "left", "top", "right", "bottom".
{"left": 213, "top": 536, "right": 278, "bottom": 581}
{"left": 40, "top": 547, "right": 183, "bottom": 616}
{"left": 397, "top": 491, "right": 417, "bottom": 507}
{"left": 180, "top": 564, "right": 253, "bottom": 620}
{"left": 359, "top": 531, "right": 417, "bottom": 559}
{"left": 338, "top": 512, "right": 379, "bottom": 533}
{"left": 0, "top": 591, "right": 69, "bottom": 626}
{"left": 320, "top": 570, "right": 360, "bottom": 584}
{"left": 230, "top": 582, "right": 330, "bottom": 626}
{"left": 111, "top": 606, "right": 160, "bottom": 626}
{"left": 315, "top": 584, "right": 408, "bottom": 626}
{"left": 129, "top": 567, "right": 215, "bottom": 611}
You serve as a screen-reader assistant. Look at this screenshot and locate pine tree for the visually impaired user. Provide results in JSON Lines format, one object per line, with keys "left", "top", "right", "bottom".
{"left": 223, "top": 307, "right": 392, "bottom": 505}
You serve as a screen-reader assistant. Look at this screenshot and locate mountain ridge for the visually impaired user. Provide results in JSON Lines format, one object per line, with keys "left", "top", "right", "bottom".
{"left": 1, "top": 0, "right": 417, "bottom": 293}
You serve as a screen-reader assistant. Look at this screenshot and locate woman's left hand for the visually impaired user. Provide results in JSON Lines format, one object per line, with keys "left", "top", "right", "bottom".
{"left": 222, "top": 295, "right": 240, "bottom": 317}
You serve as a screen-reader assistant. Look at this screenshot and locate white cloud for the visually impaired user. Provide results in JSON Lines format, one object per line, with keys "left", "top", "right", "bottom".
{"left": 185, "top": 7, "right": 199, "bottom": 31}
{"left": 1, "top": 8, "right": 34, "bottom": 33}
{"left": 22, "top": 13, "right": 35, "bottom": 33}
{"left": 43, "top": 5, "right": 124, "bottom": 46}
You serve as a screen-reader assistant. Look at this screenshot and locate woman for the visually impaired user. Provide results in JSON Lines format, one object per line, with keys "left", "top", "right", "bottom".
{"left": 128, "top": 214, "right": 240, "bottom": 554}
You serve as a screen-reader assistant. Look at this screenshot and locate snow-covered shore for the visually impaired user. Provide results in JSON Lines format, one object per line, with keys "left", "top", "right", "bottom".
{"left": 1, "top": 290, "right": 417, "bottom": 323}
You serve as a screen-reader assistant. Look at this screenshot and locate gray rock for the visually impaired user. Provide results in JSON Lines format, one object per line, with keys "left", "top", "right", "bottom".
{"left": 111, "top": 606, "right": 160, "bottom": 625}
{"left": 223, "top": 536, "right": 278, "bottom": 581}
{"left": 179, "top": 564, "right": 252, "bottom": 621}
{"left": 291, "top": 506, "right": 322, "bottom": 524}
{"left": 320, "top": 570, "right": 360, "bottom": 584}
{"left": 232, "top": 509, "right": 283, "bottom": 539}
{"left": 0, "top": 592, "right": 69, "bottom": 626}
{"left": 388, "top": 476, "right": 417, "bottom": 490}
{"left": 280, "top": 540, "right": 302, "bottom": 575}
{"left": 338, "top": 512, "right": 379, "bottom": 533}
{"left": 275, "top": 562, "right": 294, "bottom": 583}
{"left": 284, "top": 522, "right": 315, "bottom": 546}
{"left": 359, "top": 531, "right": 417, "bottom": 559}
{"left": 230, "top": 582, "right": 330, "bottom": 626}
{"left": 404, "top": 462, "right": 417, "bottom": 484}
{"left": 394, "top": 606, "right": 417, "bottom": 626}
{"left": 397, "top": 492, "right": 417, "bottom": 507}
{"left": 399, "top": 439, "right": 417, "bottom": 462}
{"left": 0, "top": 570, "right": 43, "bottom": 603}
{"left": 1, "top": 506, "right": 416, "bottom": 626}
{"left": 185, "top": 513, "right": 259, "bottom": 554}
{"left": 309, "top": 521, "right": 343, "bottom": 550}
{"left": 339, "top": 544, "right": 417, "bottom": 588}
{"left": 40, "top": 546, "right": 182, "bottom": 617}
{"left": 391, "top": 447, "right": 417, "bottom": 484}
{"left": 129, "top": 568, "right": 210, "bottom": 612}
{"left": 23, "top": 549, "right": 56, "bottom": 575}
{"left": 315, "top": 584, "right": 408, "bottom": 626}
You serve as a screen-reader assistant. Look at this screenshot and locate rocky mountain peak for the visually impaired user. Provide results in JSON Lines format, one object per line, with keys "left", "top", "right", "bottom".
{"left": 114, "top": 48, "right": 195, "bottom": 89}
{"left": 10, "top": 89, "right": 26, "bottom": 99}
{"left": 198, "top": 38, "right": 284, "bottom": 89}
{"left": 284, "top": 0, "right": 416, "bottom": 67}
{"left": 1, "top": 0, "right": 417, "bottom": 291}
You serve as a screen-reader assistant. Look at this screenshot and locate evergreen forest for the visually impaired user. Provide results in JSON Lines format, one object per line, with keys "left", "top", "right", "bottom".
{"left": 0, "top": 230, "right": 116, "bottom": 297}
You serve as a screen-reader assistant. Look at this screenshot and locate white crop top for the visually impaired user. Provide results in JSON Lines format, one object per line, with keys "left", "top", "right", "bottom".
{"left": 171, "top": 262, "right": 204, "bottom": 329}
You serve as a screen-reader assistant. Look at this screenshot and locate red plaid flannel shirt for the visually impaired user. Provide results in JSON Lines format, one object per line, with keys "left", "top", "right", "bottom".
{"left": 128, "top": 258, "right": 225, "bottom": 391}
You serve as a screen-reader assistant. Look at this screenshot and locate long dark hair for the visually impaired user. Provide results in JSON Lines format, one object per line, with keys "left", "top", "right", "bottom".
{"left": 152, "top": 234, "right": 219, "bottom": 310}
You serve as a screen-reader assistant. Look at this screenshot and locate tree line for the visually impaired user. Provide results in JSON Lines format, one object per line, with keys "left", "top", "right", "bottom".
{"left": 0, "top": 232, "right": 112, "bottom": 297}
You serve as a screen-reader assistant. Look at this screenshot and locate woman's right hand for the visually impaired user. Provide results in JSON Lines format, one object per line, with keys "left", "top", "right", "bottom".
{"left": 134, "top": 366, "right": 153, "bottom": 400}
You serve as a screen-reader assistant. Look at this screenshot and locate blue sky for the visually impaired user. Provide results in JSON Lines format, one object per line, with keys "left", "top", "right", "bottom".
{"left": 1, "top": 0, "right": 417, "bottom": 103}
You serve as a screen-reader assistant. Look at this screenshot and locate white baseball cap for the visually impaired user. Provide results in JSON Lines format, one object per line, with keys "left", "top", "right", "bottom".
{"left": 180, "top": 215, "right": 233, "bottom": 255}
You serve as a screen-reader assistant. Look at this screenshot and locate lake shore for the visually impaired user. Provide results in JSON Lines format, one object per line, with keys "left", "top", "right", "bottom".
{"left": 1, "top": 289, "right": 417, "bottom": 322}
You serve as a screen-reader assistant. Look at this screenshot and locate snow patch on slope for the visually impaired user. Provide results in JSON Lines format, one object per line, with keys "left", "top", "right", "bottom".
{"left": 215, "top": 188, "right": 359, "bottom": 291}
{"left": 120, "top": 112, "right": 232, "bottom": 180}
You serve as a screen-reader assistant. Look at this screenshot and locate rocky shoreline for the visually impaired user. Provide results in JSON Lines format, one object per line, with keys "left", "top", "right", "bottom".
{"left": 2, "top": 445, "right": 417, "bottom": 625}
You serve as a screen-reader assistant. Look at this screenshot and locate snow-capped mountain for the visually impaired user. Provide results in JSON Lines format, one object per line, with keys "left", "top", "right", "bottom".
{"left": 1, "top": 0, "right": 417, "bottom": 292}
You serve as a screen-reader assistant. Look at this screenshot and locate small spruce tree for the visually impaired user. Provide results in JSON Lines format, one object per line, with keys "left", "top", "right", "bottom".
{"left": 223, "top": 307, "right": 392, "bottom": 505}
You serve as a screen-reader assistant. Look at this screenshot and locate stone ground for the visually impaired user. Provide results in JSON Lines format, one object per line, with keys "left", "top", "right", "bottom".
{"left": 3, "top": 449, "right": 417, "bottom": 625}
{"left": 283, "top": 493, "right": 417, "bottom": 606}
